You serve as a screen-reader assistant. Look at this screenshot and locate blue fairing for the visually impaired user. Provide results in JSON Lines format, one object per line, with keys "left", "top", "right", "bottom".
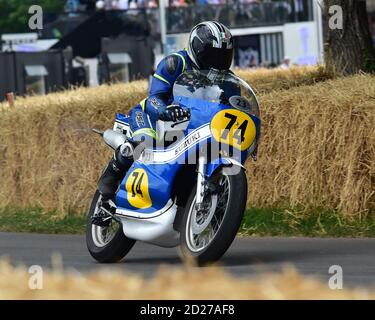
{"left": 116, "top": 161, "right": 180, "bottom": 214}
{"left": 180, "top": 96, "right": 220, "bottom": 130}
{"left": 116, "top": 96, "right": 260, "bottom": 215}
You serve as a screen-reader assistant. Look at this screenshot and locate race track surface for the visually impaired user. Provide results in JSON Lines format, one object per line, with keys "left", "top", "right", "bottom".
{"left": 1, "top": 232, "right": 374, "bottom": 288}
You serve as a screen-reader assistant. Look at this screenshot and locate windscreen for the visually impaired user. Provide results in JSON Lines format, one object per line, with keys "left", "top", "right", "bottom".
{"left": 173, "top": 69, "right": 260, "bottom": 117}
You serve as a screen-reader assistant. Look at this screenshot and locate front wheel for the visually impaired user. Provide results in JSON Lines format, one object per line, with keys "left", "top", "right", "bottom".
{"left": 86, "top": 190, "right": 136, "bottom": 263}
{"left": 179, "top": 168, "right": 247, "bottom": 266}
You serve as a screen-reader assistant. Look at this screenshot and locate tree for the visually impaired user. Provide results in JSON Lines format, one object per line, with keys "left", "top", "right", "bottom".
{"left": 323, "top": 0, "right": 375, "bottom": 75}
{"left": 0, "top": 0, "right": 64, "bottom": 34}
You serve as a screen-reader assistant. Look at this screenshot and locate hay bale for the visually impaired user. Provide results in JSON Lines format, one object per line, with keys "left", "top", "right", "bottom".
{"left": 0, "top": 260, "right": 373, "bottom": 299}
{"left": 236, "top": 65, "right": 330, "bottom": 94}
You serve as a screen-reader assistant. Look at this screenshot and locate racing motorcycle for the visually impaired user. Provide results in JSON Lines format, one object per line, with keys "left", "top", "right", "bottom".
{"left": 86, "top": 69, "right": 261, "bottom": 266}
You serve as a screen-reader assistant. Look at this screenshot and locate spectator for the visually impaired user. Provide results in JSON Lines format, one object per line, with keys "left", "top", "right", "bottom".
{"left": 129, "top": 0, "right": 138, "bottom": 9}
{"left": 198, "top": 0, "right": 208, "bottom": 5}
{"left": 291, "top": 0, "right": 306, "bottom": 21}
{"left": 117, "top": 0, "right": 129, "bottom": 9}
{"left": 96, "top": 0, "right": 105, "bottom": 9}
{"left": 279, "top": 56, "right": 291, "bottom": 69}
{"left": 249, "top": 55, "right": 257, "bottom": 68}
{"left": 238, "top": 47, "right": 259, "bottom": 69}
{"left": 147, "top": 0, "right": 158, "bottom": 8}
{"left": 138, "top": 0, "right": 146, "bottom": 8}
{"left": 171, "top": 0, "right": 187, "bottom": 7}
{"left": 111, "top": 0, "right": 119, "bottom": 8}
{"left": 206, "top": 0, "right": 221, "bottom": 5}
{"left": 273, "top": 0, "right": 291, "bottom": 22}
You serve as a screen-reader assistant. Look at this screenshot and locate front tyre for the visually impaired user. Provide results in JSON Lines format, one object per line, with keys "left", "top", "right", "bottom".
{"left": 86, "top": 190, "right": 136, "bottom": 263}
{"left": 179, "top": 168, "right": 247, "bottom": 266}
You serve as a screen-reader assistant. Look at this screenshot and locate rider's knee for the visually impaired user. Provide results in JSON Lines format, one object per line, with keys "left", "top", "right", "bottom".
{"left": 114, "top": 143, "right": 134, "bottom": 170}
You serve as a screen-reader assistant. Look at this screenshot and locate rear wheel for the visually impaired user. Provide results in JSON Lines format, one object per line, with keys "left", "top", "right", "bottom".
{"left": 179, "top": 168, "right": 247, "bottom": 266}
{"left": 86, "top": 190, "right": 135, "bottom": 263}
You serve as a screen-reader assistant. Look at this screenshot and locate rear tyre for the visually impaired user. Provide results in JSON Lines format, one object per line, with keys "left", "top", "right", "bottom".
{"left": 179, "top": 168, "right": 247, "bottom": 266}
{"left": 86, "top": 190, "right": 136, "bottom": 263}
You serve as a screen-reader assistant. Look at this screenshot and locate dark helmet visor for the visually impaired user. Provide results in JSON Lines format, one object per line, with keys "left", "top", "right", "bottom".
{"left": 197, "top": 47, "right": 234, "bottom": 70}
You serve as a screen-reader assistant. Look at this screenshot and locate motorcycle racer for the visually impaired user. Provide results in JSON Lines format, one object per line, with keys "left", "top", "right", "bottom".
{"left": 96, "top": 21, "right": 234, "bottom": 217}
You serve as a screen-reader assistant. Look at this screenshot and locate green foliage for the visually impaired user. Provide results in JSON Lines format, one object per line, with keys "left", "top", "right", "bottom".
{"left": 0, "top": 0, "right": 64, "bottom": 34}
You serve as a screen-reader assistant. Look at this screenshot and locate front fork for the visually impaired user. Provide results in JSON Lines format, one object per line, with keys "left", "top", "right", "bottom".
{"left": 195, "top": 155, "right": 206, "bottom": 211}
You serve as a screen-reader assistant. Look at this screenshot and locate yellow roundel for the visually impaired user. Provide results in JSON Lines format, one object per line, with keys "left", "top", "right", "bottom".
{"left": 125, "top": 168, "right": 152, "bottom": 209}
{"left": 210, "top": 109, "right": 256, "bottom": 151}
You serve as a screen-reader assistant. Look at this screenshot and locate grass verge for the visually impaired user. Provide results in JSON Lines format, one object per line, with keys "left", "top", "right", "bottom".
{"left": 241, "top": 208, "right": 375, "bottom": 237}
{"left": 0, "top": 207, "right": 374, "bottom": 237}
{"left": 0, "top": 207, "right": 86, "bottom": 234}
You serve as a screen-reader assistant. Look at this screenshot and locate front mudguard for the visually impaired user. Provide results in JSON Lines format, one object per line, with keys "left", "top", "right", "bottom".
{"left": 206, "top": 158, "right": 246, "bottom": 178}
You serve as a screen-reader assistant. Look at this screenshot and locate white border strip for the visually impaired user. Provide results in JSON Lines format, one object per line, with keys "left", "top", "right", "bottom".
{"left": 139, "top": 124, "right": 211, "bottom": 164}
{"left": 115, "top": 199, "right": 175, "bottom": 219}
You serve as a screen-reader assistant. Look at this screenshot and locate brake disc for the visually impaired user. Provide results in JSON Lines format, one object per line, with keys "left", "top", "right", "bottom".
{"left": 191, "top": 195, "right": 218, "bottom": 234}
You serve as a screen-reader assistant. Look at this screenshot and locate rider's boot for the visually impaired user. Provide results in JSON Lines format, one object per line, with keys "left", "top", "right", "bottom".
{"left": 97, "top": 142, "right": 134, "bottom": 216}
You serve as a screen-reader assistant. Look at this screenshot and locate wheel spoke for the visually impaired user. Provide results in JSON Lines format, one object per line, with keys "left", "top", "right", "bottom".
{"left": 186, "top": 174, "right": 231, "bottom": 253}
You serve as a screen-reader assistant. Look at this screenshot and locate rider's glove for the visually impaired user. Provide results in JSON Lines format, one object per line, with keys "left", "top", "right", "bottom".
{"left": 158, "top": 105, "right": 190, "bottom": 122}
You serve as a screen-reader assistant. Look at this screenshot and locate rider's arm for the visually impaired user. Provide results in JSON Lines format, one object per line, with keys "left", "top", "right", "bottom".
{"left": 143, "top": 54, "right": 186, "bottom": 121}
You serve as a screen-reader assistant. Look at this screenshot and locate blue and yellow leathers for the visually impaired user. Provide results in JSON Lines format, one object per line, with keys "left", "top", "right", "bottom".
{"left": 128, "top": 50, "right": 193, "bottom": 143}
